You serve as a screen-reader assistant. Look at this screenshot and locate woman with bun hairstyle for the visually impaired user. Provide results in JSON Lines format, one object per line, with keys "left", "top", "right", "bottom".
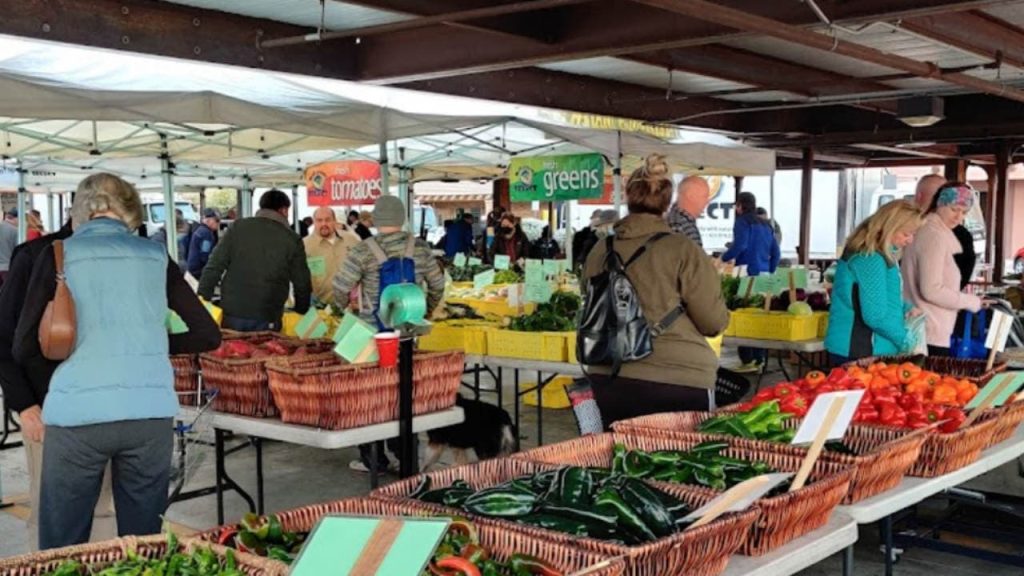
{"left": 581, "top": 155, "right": 730, "bottom": 427}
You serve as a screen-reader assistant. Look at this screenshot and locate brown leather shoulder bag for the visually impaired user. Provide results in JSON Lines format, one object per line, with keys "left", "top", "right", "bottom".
{"left": 39, "top": 240, "right": 77, "bottom": 361}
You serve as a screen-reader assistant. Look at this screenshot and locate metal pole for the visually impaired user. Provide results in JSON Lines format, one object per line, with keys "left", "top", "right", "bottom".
{"left": 380, "top": 141, "right": 390, "bottom": 196}
{"left": 612, "top": 131, "right": 623, "bottom": 214}
{"left": 15, "top": 161, "right": 27, "bottom": 243}
{"left": 799, "top": 147, "right": 814, "bottom": 266}
{"left": 398, "top": 337, "right": 416, "bottom": 477}
{"left": 241, "top": 175, "right": 252, "bottom": 218}
{"left": 47, "top": 191, "right": 57, "bottom": 232}
{"left": 160, "top": 135, "right": 178, "bottom": 262}
{"left": 291, "top": 185, "right": 300, "bottom": 234}
{"left": 995, "top": 141, "right": 1010, "bottom": 281}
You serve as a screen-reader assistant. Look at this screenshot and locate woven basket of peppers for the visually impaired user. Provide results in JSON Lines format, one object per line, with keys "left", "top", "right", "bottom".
{"left": 613, "top": 402, "right": 927, "bottom": 504}
{"left": 515, "top": 433, "right": 852, "bottom": 556}
{"left": 371, "top": 457, "right": 758, "bottom": 576}
{"left": 197, "top": 499, "right": 625, "bottom": 576}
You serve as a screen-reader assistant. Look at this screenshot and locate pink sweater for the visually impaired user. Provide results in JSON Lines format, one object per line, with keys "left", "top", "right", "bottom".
{"left": 901, "top": 214, "right": 982, "bottom": 348}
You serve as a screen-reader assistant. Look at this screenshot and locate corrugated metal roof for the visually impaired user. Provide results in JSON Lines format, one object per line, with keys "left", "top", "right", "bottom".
{"left": 163, "top": 0, "right": 410, "bottom": 31}
{"left": 538, "top": 57, "right": 753, "bottom": 93}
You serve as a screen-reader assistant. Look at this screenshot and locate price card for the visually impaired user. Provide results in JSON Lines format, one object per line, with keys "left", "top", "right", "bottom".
{"left": 493, "top": 255, "right": 511, "bottom": 271}
{"left": 738, "top": 277, "right": 755, "bottom": 299}
{"left": 307, "top": 256, "right": 327, "bottom": 278}
{"left": 966, "top": 372, "right": 1024, "bottom": 410}
{"left": 453, "top": 253, "right": 467, "bottom": 267}
{"left": 525, "top": 259, "right": 543, "bottom": 275}
{"left": 681, "top": 473, "right": 793, "bottom": 528}
{"left": 468, "top": 257, "right": 483, "bottom": 267}
{"left": 985, "top": 310, "right": 1015, "bottom": 353}
{"left": 473, "top": 269, "right": 496, "bottom": 291}
{"left": 791, "top": 390, "right": 865, "bottom": 445}
{"left": 752, "top": 273, "right": 780, "bottom": 295}
{"left": 295, "top": 308, "right": 328, "bottom": 339}
{"left": 781, "top": 267, "right": 808, "bottom": 290}
{"left": 524, "top": 275, "right": 553, "bottom": 303}
{"left": 291, "top": 515, "right": 450, "bottom": 576}
{"left": 542, "top": 259, "right": 563, "bottom": 276}
{"left": 166, "top": 310, "right": 189, "bottom": 335}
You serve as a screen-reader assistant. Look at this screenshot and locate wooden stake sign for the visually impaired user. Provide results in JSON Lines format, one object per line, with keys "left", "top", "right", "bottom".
{"left": 290, "top": 516, "right": 450, "bottom": 576}
{"left": 681, "top": 473, "right": 793, "bottom": 529}
{"left": 961, "top": 373, "right": 1024, "bottom": 429}
{"left": 985, "top": 310, "right": 1014, "bottom": 371}
{"left": 790, "top": 398, "right": 844, "bottom": 492}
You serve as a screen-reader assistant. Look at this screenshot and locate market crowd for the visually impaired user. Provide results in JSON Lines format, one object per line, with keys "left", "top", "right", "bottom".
{"left": 0, "top": 160, "right": 986, "bottom": 552}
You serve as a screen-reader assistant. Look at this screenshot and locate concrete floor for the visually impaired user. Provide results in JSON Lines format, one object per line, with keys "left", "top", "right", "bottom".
{"left": 2, "top": 352, "right": 1024, "bottom": 575}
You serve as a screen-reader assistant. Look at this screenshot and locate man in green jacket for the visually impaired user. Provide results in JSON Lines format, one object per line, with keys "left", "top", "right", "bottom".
{"left": 198, "top": 189, "right": 312, "bottom": 331}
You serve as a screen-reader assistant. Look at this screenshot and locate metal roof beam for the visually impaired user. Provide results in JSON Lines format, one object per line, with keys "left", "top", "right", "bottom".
{"left": 901, "top": 10, "right": 1024, "bottom": 70}
{"left": 633, "top": 0, "right": 1024, "bottom": 104}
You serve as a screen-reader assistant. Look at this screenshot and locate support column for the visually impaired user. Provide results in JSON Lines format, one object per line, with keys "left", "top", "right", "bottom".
{"left": 379, "top": 141, "right": 390, "bottom": 197}
{"left": 612, "top": 131, "right": 624, "bottom": 214}
{"left": 799, "top": 147, "right": 814, "bottom": 265}
{"left": 47, "top": 191, "right": 57, "bottom": 232}
{"left": 983, "top": 165, "right": 998, "bottom": 267}
{"left": 995, "top": 141, "right": 1010, "bottom": 281}
{"left": 159, "top": 136, "right": 178, "bottom": 262}
{"left": 15, "top": 161, "right": 27, "bottom": 243}
{"left": 735, "top": 176, "right": 745, "bottom": 195}
{"left": 240, "top": 175, "right": 253, "bottom": 218}
{"left": 944, "top": 158, "right": 967, "bottom": 183}
{"left": 291, "top": 184, "right": 300, "bottom": 234}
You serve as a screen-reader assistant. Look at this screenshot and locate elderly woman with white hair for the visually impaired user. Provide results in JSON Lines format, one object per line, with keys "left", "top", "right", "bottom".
{"left": 13, "top": 172, "right": 221, "bottom": 550}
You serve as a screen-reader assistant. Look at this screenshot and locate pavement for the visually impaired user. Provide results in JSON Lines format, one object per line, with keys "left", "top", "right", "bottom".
{"left": 2, "top": 350, "right": 1023, "bottom": 575}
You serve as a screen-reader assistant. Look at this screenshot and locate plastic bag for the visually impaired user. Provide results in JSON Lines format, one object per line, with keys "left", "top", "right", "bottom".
{"left": 904, "top": 314, "right": 928, "bottom": 356}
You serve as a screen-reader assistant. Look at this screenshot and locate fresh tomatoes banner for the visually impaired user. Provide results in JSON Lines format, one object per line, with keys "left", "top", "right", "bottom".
{"left": 508, "top": 153, "right": 604, "bottom": 201}
{"left": 305, "top": 160, "right": 383, "bottom": 206}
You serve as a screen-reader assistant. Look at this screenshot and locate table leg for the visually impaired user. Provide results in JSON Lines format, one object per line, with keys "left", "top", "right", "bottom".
{"left": 513, "top": 369, "right": 521, "bottom": 441}
{"left": 215, "top": 429, "right": 226, "bottom": 525}
{"left": 536, "top": 370, "right": 543, "bottom": 447}
{"left": 0, "top": 407, "right": 23, "bottom": 451}
{"left": 777, "top": 351, "right": 792, "bottom": 381}
{"left": 369, "top": 442, "right": 380, "bottom": 490}
{"left": 497, "top": 367, "right": 504, "bottom": 412}
{"left": 398, "top": 338, "right": 416, "bottom": 478}
{"left": 842, "top": 544, "right": 855, "bottom": 576}
{"left": 473, "top": 363, "right": 481, "bottom": 401}
{"left": 254, "top": 438, "right": 264, "bottom": 515}
{"left": 881, "top": 514, "right": 895, "bottom": 576}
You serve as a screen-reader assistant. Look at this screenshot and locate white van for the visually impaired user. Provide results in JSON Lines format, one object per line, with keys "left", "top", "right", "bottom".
{"left": 142, "top": 200, "right": 200, "bottom": 237}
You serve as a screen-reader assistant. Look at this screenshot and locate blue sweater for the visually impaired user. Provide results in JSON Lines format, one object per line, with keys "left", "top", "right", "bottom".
{"left": 187, "top": 225, "right": 217, "bottom": 278}
{"left": 721, "top": 214, "right": 780, "bottom": 276}
{"left": 825, "top": 251, "right": 909, "bottom": 359}
{"left": 42, "top": 218, "right": 178, "bottom": 427}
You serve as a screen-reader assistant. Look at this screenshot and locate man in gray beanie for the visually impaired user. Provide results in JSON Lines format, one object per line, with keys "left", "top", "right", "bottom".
{"left": 332, "top": 194, "right": 445, "bottom": 473}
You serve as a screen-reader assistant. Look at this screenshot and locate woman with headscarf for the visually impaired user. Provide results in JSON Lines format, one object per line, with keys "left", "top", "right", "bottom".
{"left": 902, "top": 183, "right": 988, "bottom": 356}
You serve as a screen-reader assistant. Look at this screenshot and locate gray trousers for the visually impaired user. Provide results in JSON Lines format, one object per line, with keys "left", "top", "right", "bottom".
{"left": 39, "top": 418, "right": 173, "bottom": 550}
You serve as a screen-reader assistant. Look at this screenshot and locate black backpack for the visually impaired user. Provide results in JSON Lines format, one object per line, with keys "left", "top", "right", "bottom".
{"left": 576, "top": 233, "right": 686, "bottom": 377}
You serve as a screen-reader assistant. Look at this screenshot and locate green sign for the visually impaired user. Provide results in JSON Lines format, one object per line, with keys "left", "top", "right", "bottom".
{"left": 508, "top": 154, "right": 604, "bottom": 201}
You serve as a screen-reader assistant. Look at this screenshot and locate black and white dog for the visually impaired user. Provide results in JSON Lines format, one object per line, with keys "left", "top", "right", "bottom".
{"left": 423, "top": 395, "right": 518, "bottom": 469}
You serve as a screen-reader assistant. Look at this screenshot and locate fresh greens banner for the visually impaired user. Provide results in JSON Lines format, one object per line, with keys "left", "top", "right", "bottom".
{"left": 508, "top": 153, "right": 604, "bottom": 201}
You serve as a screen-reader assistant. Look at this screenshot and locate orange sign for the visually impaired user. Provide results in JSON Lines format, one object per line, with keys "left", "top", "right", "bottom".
{"left": 579, "top": 175, "right": 622, "bottom": 205}
{"left": 305, "top": 160, "right": 383, "bottom": 206}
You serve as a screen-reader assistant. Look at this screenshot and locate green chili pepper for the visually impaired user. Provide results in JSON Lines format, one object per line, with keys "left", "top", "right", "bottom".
{"left": 595, "top": 488, "right": 657, "bottom": 543}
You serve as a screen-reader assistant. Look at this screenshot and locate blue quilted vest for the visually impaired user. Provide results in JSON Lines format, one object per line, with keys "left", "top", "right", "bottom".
{"left": 43, "top": 218, "right": 177, "bottom": 427}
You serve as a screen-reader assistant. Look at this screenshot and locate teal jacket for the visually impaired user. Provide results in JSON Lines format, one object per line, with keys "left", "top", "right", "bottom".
{"left": 35, "top": 218, "right": 178, "bottom": 426}
{"left": 825, "top": 251, "right": 909, "bottom": 359}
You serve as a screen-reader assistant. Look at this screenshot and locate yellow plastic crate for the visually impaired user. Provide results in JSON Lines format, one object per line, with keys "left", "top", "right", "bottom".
{"left": 488, "top": 330, "right": 568, "bottom": 362}
{"left": 724, "top": 312, "right": 738, "bottom": 336}
{"left": 448, "top": 297, "right": 536, "bottom": 318}
{"left": 567, "top": 332, "right": 578, "bottom": 364}
{"left": 419, "top": 321, "right": 493, "bottom": 355}
{"left": 815, "top": 311, "right": 830, "bottom": 338}
{"left": 281, "top": 311, "right": 302, "bottom": 336}
{"left": 523, "top": 375, "right": 574, "bottom": 409}
{"left": 732, "top": 309, "right": 819, "bottom": 341}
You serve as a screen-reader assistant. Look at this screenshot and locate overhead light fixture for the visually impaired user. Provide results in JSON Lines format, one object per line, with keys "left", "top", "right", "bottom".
{"left": 897, "top": 97, "right": 945, "bottom": 128}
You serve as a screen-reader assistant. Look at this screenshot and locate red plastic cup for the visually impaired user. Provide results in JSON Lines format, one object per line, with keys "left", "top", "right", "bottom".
{"left": 374, "top": 332, "right": 400, "bottom": 368}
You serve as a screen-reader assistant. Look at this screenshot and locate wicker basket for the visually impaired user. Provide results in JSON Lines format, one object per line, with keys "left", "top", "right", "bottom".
{"left": 199, "top": 333, "right": 333, "bottom": 417}
{"left": 612, "top": 411, "right": 926, "bottom": 504}
{"left": 265, "top": 351, "right": 464, "bottom": 430}
{"left": 977, "top": 401, "right": 1024, "bottom": 448}
{"left": 371, "top": 458, "right": 757, "bottom": 576}
{"left": 0, "top": 535, "right": 284, "bottom": 576}
{"left": 845, "top": 354, "right": 1007, "bottom": 385}
{"left": 514, "top": 433, "right": 852, "bottom": 556}
{"left": 904, "top": 416, "right": 1000, "bottom": 477}
{"left": 170, "top": 354, "right": 199, "bottom": 407}
{"left": 195, "top": 497, "right": 625, "bottom": 576}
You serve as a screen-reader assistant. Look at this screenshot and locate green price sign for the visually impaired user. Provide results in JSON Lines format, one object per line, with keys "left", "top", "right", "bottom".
{"left": 508, "top": 153, "right": 604, "bottom": 201}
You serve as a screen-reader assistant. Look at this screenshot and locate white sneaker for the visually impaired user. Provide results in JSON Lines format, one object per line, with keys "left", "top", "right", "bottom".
{"left": 732, "top": 360, "right": 763, "bottom": 374}
{"left": 348, "top": 457, "right": 401, "bottom": 474}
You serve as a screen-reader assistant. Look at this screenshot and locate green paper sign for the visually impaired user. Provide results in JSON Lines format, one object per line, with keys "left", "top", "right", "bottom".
{"left": 291, "top": 515, "right": 450, "bottom": 576}
{"left": 966, "top": 373, "right": 1024, "bottom": 409}
{"left": 779, "top": 267, "right": 808, "bottom": 290}
{"left": 753, "top": 273, "right": 779, "bottom": 294}
{"left": 738, "top": 277, "right": 755, "bottom": 298}
{"left": 295, "top": 308, "right": 328, "bottom": 339}
{"left": 542, "top": 259, "right": 564, "bottom": 277}
{"left": 525, "top": 259, "right": 543, "bottom": 276}
{"left": 166, "top": 310, "right": 189, "bottom": 335}
{"left": 453, "top": 253, "right": 467, "bottom": 267}
{"left": 508, "top": 153, "right": 605, "bottom": 201}
{"left": 468, "top": 257, "right": 483, "bottom": 267}
{"left": 334, "top": 313, "right": 378, "bottom": 363}
{"left": 493, "top": 255, "right": 511, "bottom": 270}
{"left": 307, "top": 256, "right": 327, "bottom": 278}
{"left": 474, "top": 269, "right": 496, "bottom": 291}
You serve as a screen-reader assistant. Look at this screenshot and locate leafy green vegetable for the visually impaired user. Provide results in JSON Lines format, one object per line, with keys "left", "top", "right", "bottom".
{"left": 506, "top": 292, "right": 580, "bottom": 332}
{"left": 43, "top": 534, "right": 246, "bottom": 576}
{"left": 494, "top": 269, "right": 523, "bottom": 284}
{"left": 450, "top": 264, "right": 491, "bottom": 282}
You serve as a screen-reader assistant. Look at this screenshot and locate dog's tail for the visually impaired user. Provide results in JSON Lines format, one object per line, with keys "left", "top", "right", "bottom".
{"left": 500, "top": 424, "right": 519, "bottom": 454}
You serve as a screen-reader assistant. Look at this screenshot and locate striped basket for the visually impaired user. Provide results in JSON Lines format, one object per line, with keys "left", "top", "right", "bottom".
{"left": 371, "top": 458, "right": 757, "bottom": 576}
{"left": 612, "top": 411, "right": 926, "bottom": 504}
{"left": 170, "top": 354, "right": 200, "bottom": 407}
{"left": 513, "top": 433, "right": 852, "bottom": 556}
{"left": 906, "top": 416, "right": 1001, "bottom": 477}
{"left": 0, "top": 535, "right": 284, "bottom": 576}
{"left": 977, "top": 400, "right": 1024, "bottom": 448}
{"left": 265, "top": 351, "right": 464, "bottom": 430}
{"left": 199, "top": 332, "right": 333, "bottom": 417}
{"left": 195, "top": 497, "right": 625, "bottom": 576}
{"left": 845, "top": 354, "right": 1007, "bottom": 385}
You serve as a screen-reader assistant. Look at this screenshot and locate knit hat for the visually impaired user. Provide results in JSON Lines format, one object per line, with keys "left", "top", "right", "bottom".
{"left": 594, "top": 209, "right": 620, "bottom": 226}
{"left": 373, "top": 195, "right": 406, "bottom": 228}
{"left": 202, "top": 208, "right": 221, "bottom": 220}
{"left": 935, "top": 184, "right": 975, "bottom": 211}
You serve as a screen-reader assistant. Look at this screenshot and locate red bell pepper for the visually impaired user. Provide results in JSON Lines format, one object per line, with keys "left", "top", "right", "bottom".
{"left": 939, "top": 407, "right": 966, "bottom": 433}
{"left": 779, "top": 394, "right": 810, "bottom": 417}
{"left": 827, "top": 368, "right": 848, "bottom": 382}
{"left": 773, "top": 383, "right": 799, "bottom": 398}
{"left": 432, "top": 557, "right": 483, "bottom": 576}
{"left": 805, "top": 371, "right": 827, "bottom": 388}
{"left": 879, "top": 403, "right": 907, "bottom": 428}
{"left": 752, "top": 388, "right": 776, "bottom": 403}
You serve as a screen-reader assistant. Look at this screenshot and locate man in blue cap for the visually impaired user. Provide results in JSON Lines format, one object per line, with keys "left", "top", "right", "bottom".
{"left": 187, "top": 208, "right": 220, "bottom": 279}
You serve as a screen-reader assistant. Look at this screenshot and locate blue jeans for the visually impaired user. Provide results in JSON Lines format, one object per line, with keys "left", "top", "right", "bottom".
{"left": 739, "top": 347, "right": 766, "bottom": 364}
{"left": 222, "top": 315, "right": 281, "bottom": 332}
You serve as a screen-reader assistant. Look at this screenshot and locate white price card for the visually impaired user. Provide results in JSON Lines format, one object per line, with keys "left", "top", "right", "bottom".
{"left": 985, "top": 310, "right": 1014, "bottom": 353}
{"left": 681, "top": 473, "right": 793, "bottom": 527}
{"left": 791, "top": 390, "right": 865, "bottom": 445}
